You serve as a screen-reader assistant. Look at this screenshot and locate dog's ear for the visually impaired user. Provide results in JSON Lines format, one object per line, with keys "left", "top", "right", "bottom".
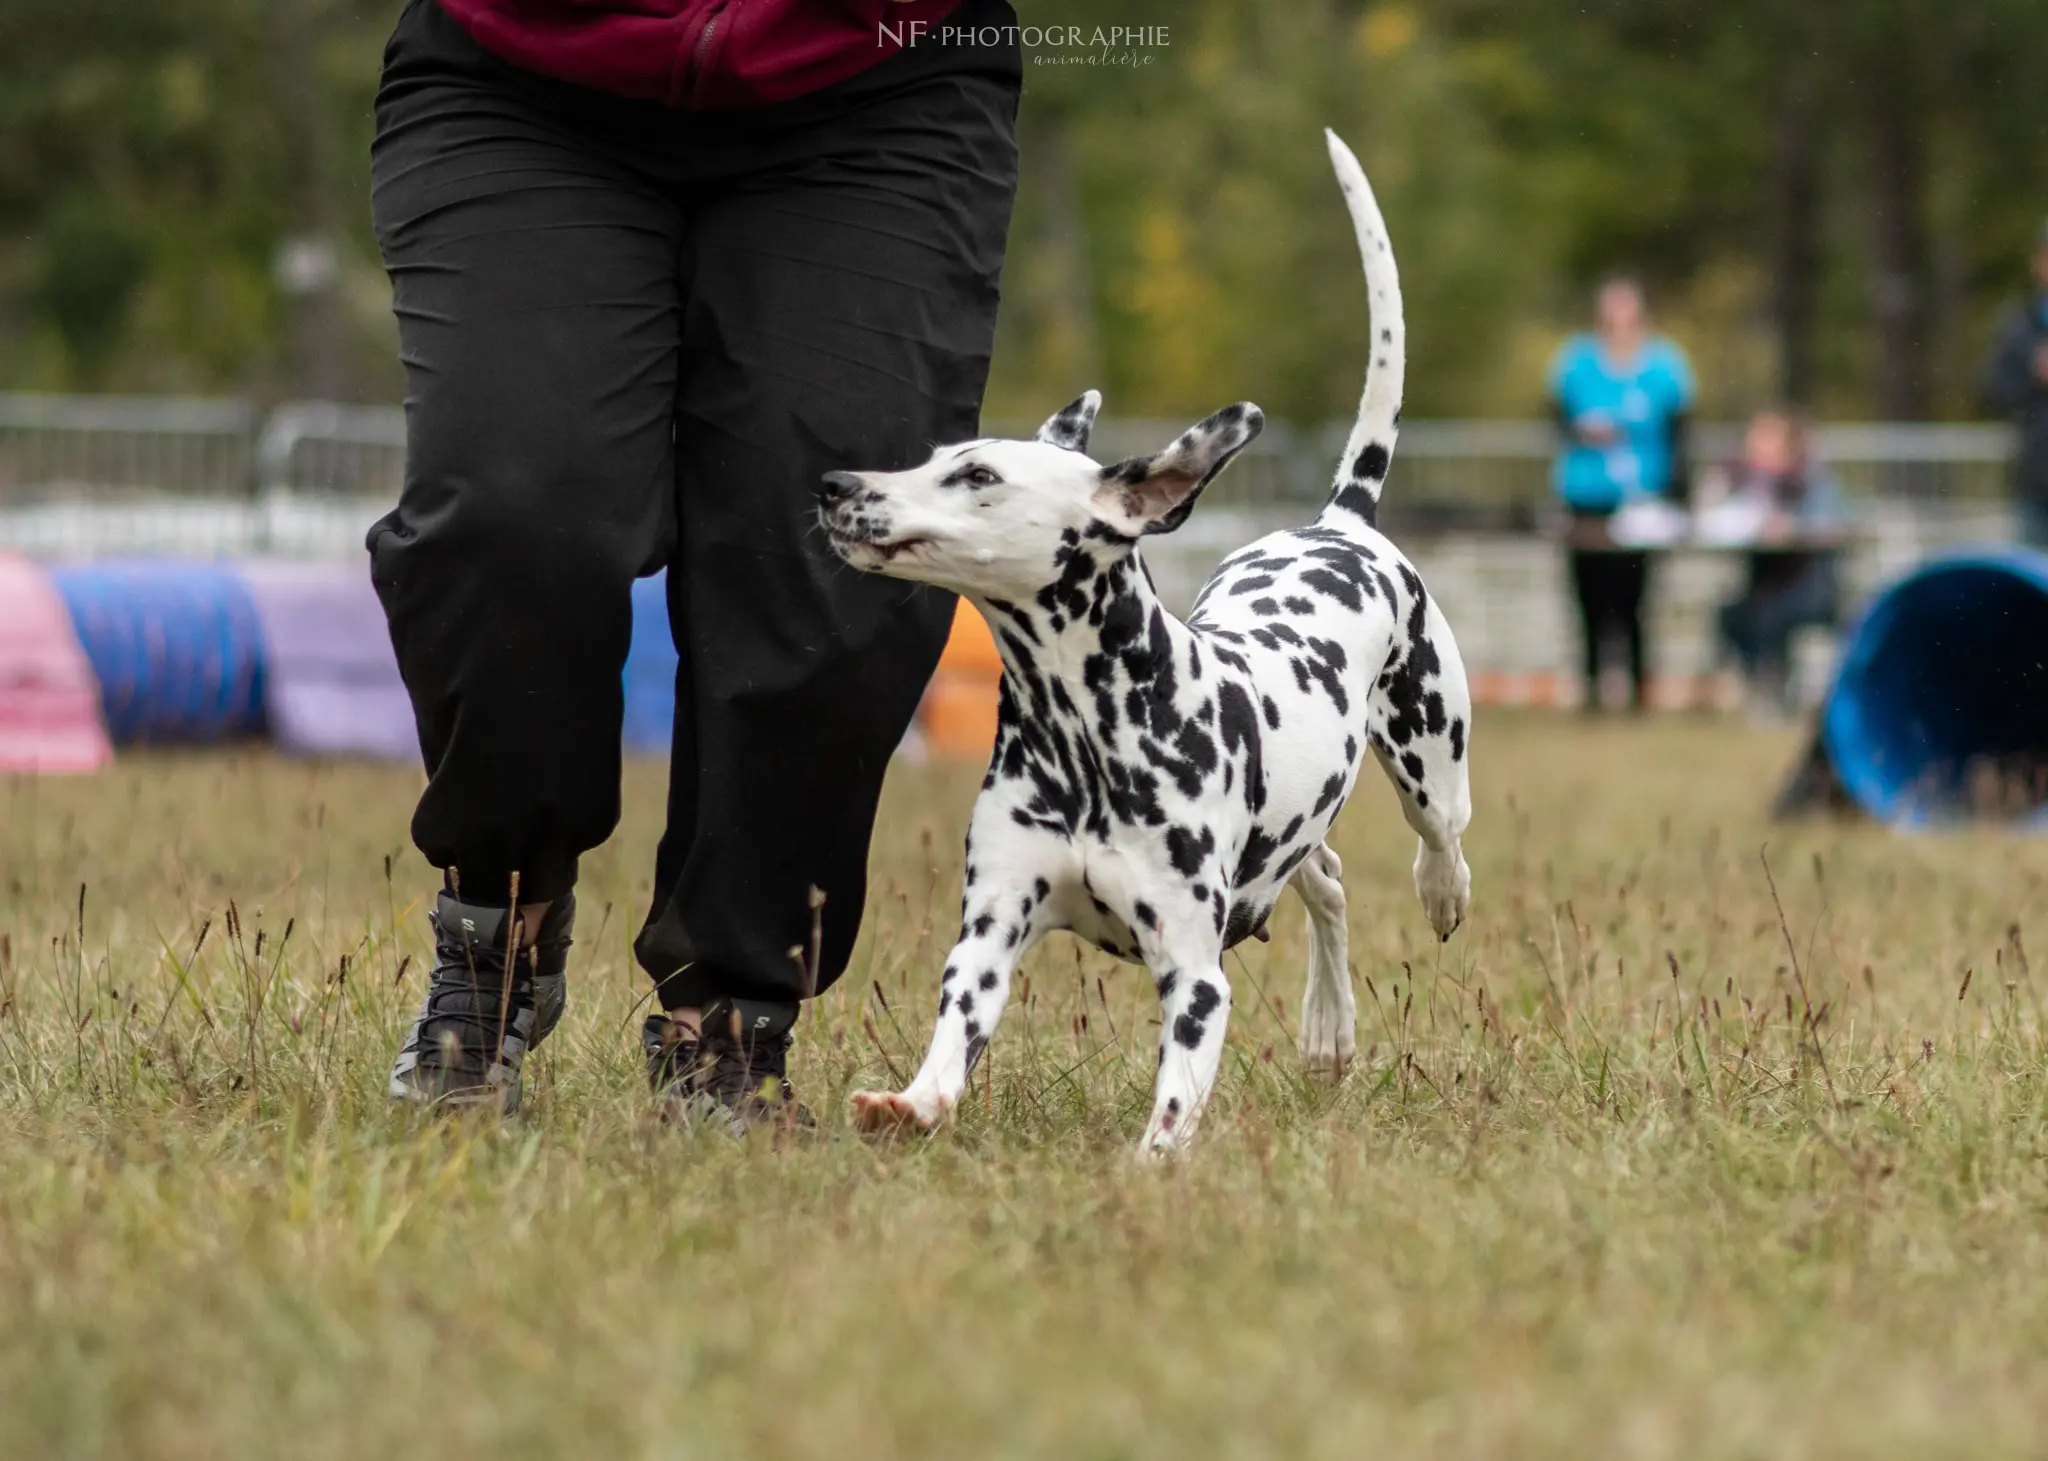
{"left": 1033, "top": 390, "right": 1102, "bottom": 453}
{"left": 1091, "top": 403, "right": 1263, "bottom": 537}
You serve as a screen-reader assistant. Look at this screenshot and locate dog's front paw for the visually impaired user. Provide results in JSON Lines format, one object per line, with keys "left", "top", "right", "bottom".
{"left": 851, "top": 1089, "right": 948, "bottom": 1135}
{"left": 1414, "top": 843, "right": 1471, "bottom": 941}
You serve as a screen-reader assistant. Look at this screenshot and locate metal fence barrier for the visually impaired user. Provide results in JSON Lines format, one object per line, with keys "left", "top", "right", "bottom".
{"left": 0, "top": 393, "right": 256, "bottom": 499}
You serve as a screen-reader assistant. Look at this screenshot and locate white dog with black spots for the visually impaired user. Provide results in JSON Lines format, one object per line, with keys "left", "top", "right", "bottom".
{"left": 819, "top": 131, "right": 1472, "bottom": 1154}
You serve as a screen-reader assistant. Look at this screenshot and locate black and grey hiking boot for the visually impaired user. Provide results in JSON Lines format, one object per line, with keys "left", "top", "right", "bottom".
{"left": 388, "top": 891, "right": 574, "bottom": 1113}
{"left": 643, "top": 996, "right": 810, "bottom": 1134}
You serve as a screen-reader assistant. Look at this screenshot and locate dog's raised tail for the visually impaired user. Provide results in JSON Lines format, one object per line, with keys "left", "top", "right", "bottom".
{"left": 1320, "top": 129, "right": 1404, "bottom": 531}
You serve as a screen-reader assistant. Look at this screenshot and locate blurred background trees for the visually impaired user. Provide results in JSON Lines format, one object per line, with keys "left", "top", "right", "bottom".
{"left": 1, "top": 0, "right": 2042, "bottom": 421}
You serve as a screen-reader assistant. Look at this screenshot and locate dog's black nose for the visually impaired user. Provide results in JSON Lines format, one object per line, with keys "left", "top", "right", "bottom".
{"left": 820, "top": 470, "right": 863, "bottom": 504}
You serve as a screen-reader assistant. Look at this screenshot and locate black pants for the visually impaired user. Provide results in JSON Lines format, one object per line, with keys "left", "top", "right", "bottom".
{"left": 1568, "top": 540, "right": 1650, "bottom": 707}
{"left": 367, "top": 0, "right": 1019, "bottom": 1010}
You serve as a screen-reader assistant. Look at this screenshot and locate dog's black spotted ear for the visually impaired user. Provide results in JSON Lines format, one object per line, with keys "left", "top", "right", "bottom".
{"left": 1092, "top": 402, "right": 1263, "bottom": 537}
{"left": 1033, "top": 390, "right": 1102, "bottom": 453}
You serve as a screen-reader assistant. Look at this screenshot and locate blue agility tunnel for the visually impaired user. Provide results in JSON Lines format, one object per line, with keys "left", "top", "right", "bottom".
{"left": 1811, "top": 547, "right": 2048, "bottom": 828}
{"left": 50, "top": 561, "right": 267, "bottom": 745}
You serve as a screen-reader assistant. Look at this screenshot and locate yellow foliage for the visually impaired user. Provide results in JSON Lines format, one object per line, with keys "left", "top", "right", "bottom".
{"left": 1125, "top": 205, "right": 1221, "bottom": 411}
{"left": 1356, "top": 5, "right": 1418, "bottom": 61}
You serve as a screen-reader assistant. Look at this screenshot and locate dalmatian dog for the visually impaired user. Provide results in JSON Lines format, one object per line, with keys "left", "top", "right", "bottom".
{"left": 819, "top": 131, "right": 1472, "bottom": 1154}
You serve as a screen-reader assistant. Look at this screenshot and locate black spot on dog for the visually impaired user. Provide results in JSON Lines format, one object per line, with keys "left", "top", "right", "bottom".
{"left": 1379, "top": 570, "right": 1445, "bottom": 748}
{"left": 964, "top": 1033, "right": 989, "bottom": 1074}
{"left": 1156, "top": 971, "right": 1177, "bottom": 1000}
{"left": 1172, "top": 979, "right": 1223, "bottom": 1049}
{"left": 1331, "top": 480, "right": 1377, "bottom": 527}
{"left": 957, "top": 992, "right": 976, "bottom": 1017}
{"left": 1301, "top": 565, "right": 1363, "bottom": 611}
{"left": 979, "top": 971, "right": 998, "bottom": 991}
{"left": 1166, "top": 824, "right": 1216, "bottom": 878}
{"left": 971, "top": 912, "right": 996, "bottom": 939}
{"left": 1135, "top": 900, "right": 1160, "bottom": 930}
{"left": 1300, "top": 636, "right": 1351, "bottom": 714}
{"left": 1313, "top": 772, "right": 1345, "bottom": 816}
{"left": 1235, "top": 825, "right": 1280, "bottom": 885}
{"left": 1449, "top": 717, "right": 1466, "bottom": 761}
{"left": 1216, "top": 681, "right": 1266, "bottom": 813}
{"left": 1353, "top": 442, "right": 1390, "bottom": 482}
{"left": 1223, "top": 900, "right": 1270, "bottom": 947}
{"left": 1262, "top": 695, "right": 1281, "bottom": 730}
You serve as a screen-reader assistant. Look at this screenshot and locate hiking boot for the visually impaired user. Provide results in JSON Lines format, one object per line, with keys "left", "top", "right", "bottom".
{"left": 388, "top": 891, "right": 575, "bottom": 1113}
{"left": 643, "top": 996, "right": 810, "bottom": 1134}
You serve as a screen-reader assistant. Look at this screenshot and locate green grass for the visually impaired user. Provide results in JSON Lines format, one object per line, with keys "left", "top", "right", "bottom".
{"left": 5, "top": 713, "right": 2048, "bottom": 1459}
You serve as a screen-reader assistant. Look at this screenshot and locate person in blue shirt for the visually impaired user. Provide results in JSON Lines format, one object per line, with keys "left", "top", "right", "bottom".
{"left": 1548, "top": 276, "right": 1696, "bottom": 710}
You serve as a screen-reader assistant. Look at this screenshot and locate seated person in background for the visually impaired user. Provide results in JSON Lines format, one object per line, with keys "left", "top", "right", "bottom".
{"left": 1549, "top": 275, "right": 1695, "bottom": 712}
{"left": 1704, "top": 410, "right": 1845, "bottom": 716}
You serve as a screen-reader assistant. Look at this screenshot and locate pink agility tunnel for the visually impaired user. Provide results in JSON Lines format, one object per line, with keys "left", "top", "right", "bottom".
{"left": 0, "top": 552, "right": 114, "bottom": 773}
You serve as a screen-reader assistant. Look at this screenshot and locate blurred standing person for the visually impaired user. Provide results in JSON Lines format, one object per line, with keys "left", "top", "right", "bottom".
{"left": 1548, "top": 277, "right": 1695, "bottom": 711}
{"left": 1983, "top": 220, "right": 2048, "bottom": 548}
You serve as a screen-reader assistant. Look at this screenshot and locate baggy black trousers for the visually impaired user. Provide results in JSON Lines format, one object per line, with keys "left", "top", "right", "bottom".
{"left": 367, "top": 0, "right": 1019, "bottom": 1010}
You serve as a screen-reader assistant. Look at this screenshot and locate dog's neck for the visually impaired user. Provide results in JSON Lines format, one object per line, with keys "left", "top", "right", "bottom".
{"left": 974, "top": 528, "right": 1188, "bottom": 691}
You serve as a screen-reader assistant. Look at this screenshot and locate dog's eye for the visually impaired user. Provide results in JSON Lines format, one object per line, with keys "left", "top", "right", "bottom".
{"left": 963, "top": 465, "right": 1000, "bottom": 487}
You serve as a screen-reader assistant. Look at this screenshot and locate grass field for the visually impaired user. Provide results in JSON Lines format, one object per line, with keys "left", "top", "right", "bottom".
{"left": 4, "top": 713, "right": 2048, "bottom": 1459}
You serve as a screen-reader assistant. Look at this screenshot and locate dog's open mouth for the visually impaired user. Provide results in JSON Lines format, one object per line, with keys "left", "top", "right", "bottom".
{"left": 830, "top": 529, "right": 933, "bottom": 564}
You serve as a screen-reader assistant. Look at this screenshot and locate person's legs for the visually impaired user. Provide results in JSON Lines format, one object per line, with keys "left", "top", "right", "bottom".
{"left": 369, "top": 1, "right": 683, "bottom": 1104}
{"left": 634, "top": 67, "right": 1020, "bottom": 1076}
{"left": 1614, "top": 551, "right": 1651, "bottom": 708}
{"left": 1718, "top": 593, "right": 1762, "bottom": 675}
{"left": 1742, "top": 562, "right": 1840, "bottom": 710}
{"left": 1568, "top": 548, "right": 1608, "bottom": 707}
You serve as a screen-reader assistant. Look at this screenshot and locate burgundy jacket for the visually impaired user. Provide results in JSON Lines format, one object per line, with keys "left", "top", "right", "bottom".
{"left": 437, "top": 0, "right": 970, "bottom": 108}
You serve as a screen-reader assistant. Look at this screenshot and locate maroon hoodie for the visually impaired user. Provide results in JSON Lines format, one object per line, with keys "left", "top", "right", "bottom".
{"left": 434, "top": 0, "right": 972, "bottom": 109}
{"left": 434, "top": 0, "right": 974, "bottom": 109}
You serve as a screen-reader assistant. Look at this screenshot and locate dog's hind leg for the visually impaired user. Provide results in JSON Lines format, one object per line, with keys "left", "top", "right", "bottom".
{"left": 851, "top": 826, "right": 1067, "bottom": 1134}
{"left": 1291, "top": 844, "right": 1356, "bottom": 1077}
{"left": 1369, "top": 587, "right": 1474, "bottom": 941}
